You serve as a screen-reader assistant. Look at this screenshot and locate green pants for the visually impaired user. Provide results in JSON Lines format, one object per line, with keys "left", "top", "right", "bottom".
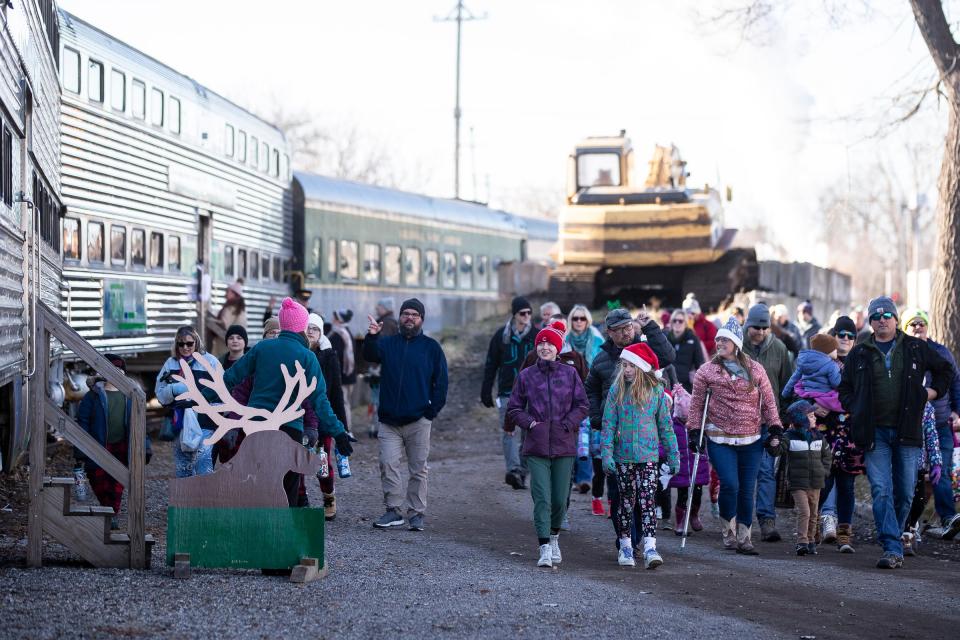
{"left": 527, "top": 455, "right": 575, "bottom": 541}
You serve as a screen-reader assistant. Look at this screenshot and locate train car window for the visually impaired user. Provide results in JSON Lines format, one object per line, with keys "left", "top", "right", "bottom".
{"left": 250, "top": 250, "right": 259, "bottom": 279}
{"left": 62, "top": 47, "right": 80, "bottom": 93}
{"left": 310, "top": 238, "right": 321, "bottom": 279}
{"left": 442, "top": 252, "right": 457, "bottom": 288}
{"left": 149, "top": 231, "right": 164, "bottom": 269}
{"left": 272, "top": 149, "right": 280, "bottom": 177}
{"left": 261, "top": 254, "right": 270, "bottom": 280}
{"left": 250, "top": 136, "right": 258, "bottom": 168}
{"left": 225, "top": 125, "right": 234, "bottom": 157}
{"left": 363, "top": 244, "right": 381, "bottom": 284}
{"left": 237, "top": 131, "right": 247, "bottom": 163}
{"left": 283, "top": 258, "right": 291, "bottom": 283}
{"left": 168, "top": 236, "right": 181, "bottom": 271}
{"left": 224, "top": 245, "right": 234, "bottom": 277}
{"left": 490, "top": 258, "right": 501, "bottom": 292}
{"left": 169, "top": 97, "right": 181, "bottom": 134}
{"left": 260, "top": 142, "right": 268, "bottom": 170}
{"left": 1, "top": 126, "right": 9, "bottom": 206}
{"left": 424, "top": 250, "right": 438, "bottom": 288}
{"left": 150, "top": 87, "right": 164, "bottom": 126}
{"left": 273, "top": 256, "right": 283, "bottom": 282}
{"left": 88, "top": 59, "right": 104, "bottom": 103}
{"left": 88, "top": 221, "right": 104, "bottom": 263}
{"left": 237, "top": 248, "right": 247, "bottom": 279}
{"left": 477, "top": 255, "right": 489, "bottom": 290}
{"left": 110, "top": 69, "right": 126, "bottom": 111}
{"left": 131, "top": 228, "right": 145, "bottom": 267}
{"left": 339, "top": 240, "right": 358, "bottom": 281}
{"left": 110, "top": 225, "right": 126, "bottom": 266}
{"left": 384, "top": 245, "right": 402, "bottom": 285}
{"left": 326, "top": 239, "right": 337, "bottom": 280}
{"left": 62, "top": 218, "right": 80, "bottom": 261}
{"left": 131, "top": 79, "right": 146, "bottom": 120}
{"left": 404, "top": 248, "right": 421, "bottom": 286}
{"left": 459, "top": 254, "right": 473, "bottom": 289}
{"left": 281, "top": 154, "right": 290, "bottom": 180}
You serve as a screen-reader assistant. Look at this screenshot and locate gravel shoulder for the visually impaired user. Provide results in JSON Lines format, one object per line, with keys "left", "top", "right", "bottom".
{"left": 2, "top": 324, "right": 960, "bottom": 639}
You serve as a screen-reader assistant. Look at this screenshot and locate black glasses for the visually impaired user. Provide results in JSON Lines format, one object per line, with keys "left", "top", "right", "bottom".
{"left": 837, "top": 331, "right": 856, "bottom": 340}
{"left": 177, "top": 341, "right": 195, "bottom": 348}
{"left": 571, "top": 316, "right": 587, "bottom": 322}
{"left": 671, "top": 319, "right": 685, "bottom": 324}
{"left": 400, "top": 311, "right": 421, "bottom": 319}
{"left": 517, "top": 310, "right": 532, "bottom": 316}
{"left": 870, "top": 312, "right": 894, "bottom": 322}
{"left": 908, "top": 321, "right": 927, "bottom": 329}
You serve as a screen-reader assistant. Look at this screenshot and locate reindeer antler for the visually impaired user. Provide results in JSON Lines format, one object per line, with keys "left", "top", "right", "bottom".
{"left": 172, "top": 357, "right": 317, "bottom": 447}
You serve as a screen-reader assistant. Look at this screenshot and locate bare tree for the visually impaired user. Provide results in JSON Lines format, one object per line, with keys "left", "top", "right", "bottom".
{"left": 703, "top": 1, "right": 960, "bottom": 352}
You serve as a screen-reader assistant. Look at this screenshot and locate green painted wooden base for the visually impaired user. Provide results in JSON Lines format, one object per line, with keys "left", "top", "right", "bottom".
{"left": 166, "top": 507, "right": 325, "bottom": 569}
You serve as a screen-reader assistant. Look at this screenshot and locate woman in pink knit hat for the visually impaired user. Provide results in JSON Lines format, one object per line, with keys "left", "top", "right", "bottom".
{"left": 222, "top": 297, "right": 352, "bottom": 506}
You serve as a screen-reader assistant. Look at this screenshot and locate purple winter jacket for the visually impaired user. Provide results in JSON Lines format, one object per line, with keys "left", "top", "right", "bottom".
{"left": 660, "top": 417, "right": 711, "bottom": 488}
{"left": 507, "top": 358, "right": 589, "bottom": 458}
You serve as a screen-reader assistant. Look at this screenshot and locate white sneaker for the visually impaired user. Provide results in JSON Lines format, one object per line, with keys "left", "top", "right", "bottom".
{"left": 537, "top": 544, "right": 553, "bottom": 567}
{"left": 549, "top": 534, "right": 562, "bottom": 564}
{"left": 618, "top": 545, "right": 636, "bottom": 567}
{"left": 821, "top": 515, "right": 838, "bottom": 544}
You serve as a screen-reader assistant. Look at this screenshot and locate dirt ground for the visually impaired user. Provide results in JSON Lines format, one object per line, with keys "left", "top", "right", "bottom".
{"left": 2, "top": 320, "right": 960, "bottom": 639}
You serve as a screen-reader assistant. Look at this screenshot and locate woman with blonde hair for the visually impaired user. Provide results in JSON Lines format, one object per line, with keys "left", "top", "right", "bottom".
{"left": 564, "top": 305, "right": 604, "bottom": 367}
{"left": 601, "top": 343, "right": 679, "bottom": 569}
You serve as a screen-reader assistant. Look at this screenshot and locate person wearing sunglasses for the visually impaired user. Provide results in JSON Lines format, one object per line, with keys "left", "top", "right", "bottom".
{"left": 899, "top": 308, "right": 960, "bottom": 540}
{"left": 564, "top": 304, "right": 604, "bottom": 367}
{"left": 155, "top": 326, "right": 221, "bottom": 478}
{"left": 482, "top": 296, "right": 538, "bottom": 490}
{"left": 838, "top": 296, "right": 954, "bottom": 569}
{"left": 668, "top": 309, "right": 707, "bottom": 394}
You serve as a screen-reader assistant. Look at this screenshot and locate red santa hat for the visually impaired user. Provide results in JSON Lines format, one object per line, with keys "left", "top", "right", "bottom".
{"left": 535, "top": 321, "right": 566, "bottom": 352}
{"left": 619, "top": 342, "right": 659, "bottom": 373}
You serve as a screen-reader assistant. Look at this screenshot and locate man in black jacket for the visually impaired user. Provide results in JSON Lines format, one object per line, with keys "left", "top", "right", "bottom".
{"left": 838, "top": 296, "right": 952, "bottom": 569}
{"left": 584, "top": 307, "right": 675, "bottom": 547}
{"left": 481, "top": 296, "right": 537, "bottom": 489}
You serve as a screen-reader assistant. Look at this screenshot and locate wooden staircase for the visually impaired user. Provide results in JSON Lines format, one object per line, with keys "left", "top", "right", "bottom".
{"left": 41, "top": 478, "right": 154, "bottom": 568}
{"left": 28, "top": 302, "right": 150, "bottom": 569}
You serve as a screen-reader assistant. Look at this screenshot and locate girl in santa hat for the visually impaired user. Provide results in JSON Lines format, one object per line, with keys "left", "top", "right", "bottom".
{"left": 601, "top": 343, "right": 680, "bottom": 569}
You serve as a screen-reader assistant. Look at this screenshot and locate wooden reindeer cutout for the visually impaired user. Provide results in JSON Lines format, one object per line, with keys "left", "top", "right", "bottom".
{"left": 170, "top": 356, "right": 317, "bottom": 446}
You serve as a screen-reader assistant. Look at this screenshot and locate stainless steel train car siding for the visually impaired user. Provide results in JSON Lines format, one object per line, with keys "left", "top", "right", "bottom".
{"left": 0, "top": 0, "right": 63, "bottom": 468}
{"left": 294, "top": 172, "right": 527, "bottom": 332}
{"left": 58, "top": 12, "right": 292, "bottom": 360}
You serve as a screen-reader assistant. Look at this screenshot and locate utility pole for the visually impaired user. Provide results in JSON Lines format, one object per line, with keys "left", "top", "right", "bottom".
{"left": 435, "top": 1, "right": 486, "bottom": 199}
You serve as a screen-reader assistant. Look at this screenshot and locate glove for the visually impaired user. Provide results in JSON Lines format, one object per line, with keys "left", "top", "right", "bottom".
{"left": 334, "top": 432, "right": 354, "bottom": 457}
{"left": 480, "top": 392, "right": 495, "bottom": 408}
{"left": 170, "top": 382, "right": 188, "bottom": 396}
{"left": 602, "top": 458, "right": 616, "bottom": 476}
{"left": 929, "top": 464, "right": 942, "bottom": 486}
{"left": 688, "top": 430, "right": 702, "bottom": 453}
{"left": 669, "top": 462, "right": 680, "bottom": 476}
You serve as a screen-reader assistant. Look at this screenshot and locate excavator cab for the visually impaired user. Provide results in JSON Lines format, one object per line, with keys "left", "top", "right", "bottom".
{"left": 566, "top": 131, "right": 633, "bottom": 202}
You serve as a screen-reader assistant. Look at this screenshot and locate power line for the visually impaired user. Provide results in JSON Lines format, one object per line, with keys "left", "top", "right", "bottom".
{"left": 435, "top": 1, "right": 487, "bottom": 199}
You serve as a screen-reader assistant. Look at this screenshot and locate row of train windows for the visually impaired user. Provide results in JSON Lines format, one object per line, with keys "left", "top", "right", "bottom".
{"left": 62, "top": 217, "right": 182, "bottom": 272}
{"left": 33, "top": 173, "right": 60, "bottom": 252}
{"left": 62, "top": 47, "right": 182, "bottom": 134}
{"left": 312, "top": 238, "right": 495, "bottom": 291}
{"left": 222, "top": 245, "right": 289, "bottom": 285}
{"left": 223, "top": 125, "right": 288, "bottom": 179}
{"left": 0, "top": 122, "right": 12, "bottom": 208}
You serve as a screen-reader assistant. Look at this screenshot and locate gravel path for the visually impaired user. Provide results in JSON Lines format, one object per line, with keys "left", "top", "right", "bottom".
{"left": 2, "top": 325, "right": 960, "bottom": 639}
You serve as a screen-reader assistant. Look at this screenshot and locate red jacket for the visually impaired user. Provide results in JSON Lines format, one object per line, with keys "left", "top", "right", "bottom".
{"left": 688, "top": 360, "right": 782, "bottom": 437}
{"left": 692, "top": 315, "right": 717, "bottom": 356}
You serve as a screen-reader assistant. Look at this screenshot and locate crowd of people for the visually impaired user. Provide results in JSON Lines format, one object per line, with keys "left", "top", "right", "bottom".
{"left": 69, "top": 280, "right": 960, "bottom": 573}
{"left": 483, "top": 294, "right": 960, "bottom": 570}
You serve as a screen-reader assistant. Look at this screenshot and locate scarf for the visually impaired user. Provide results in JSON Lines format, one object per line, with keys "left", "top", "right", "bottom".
{"left": 502, "top": 319, "right": 532, "bottom": 345}
{"left": 722, "top": 359, "right": 748, "bottom": 381}
{"left": 568, "top": 329, "right": 590, "bottom": 355}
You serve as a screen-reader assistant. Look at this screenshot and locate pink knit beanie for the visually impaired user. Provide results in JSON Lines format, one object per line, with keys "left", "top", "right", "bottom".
{"left": 278, "top": 297, "right": 309, "bottom": 333}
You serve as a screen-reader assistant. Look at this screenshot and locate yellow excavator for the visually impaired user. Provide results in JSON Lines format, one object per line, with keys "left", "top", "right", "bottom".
{"left": 549, "top": 130, "right": 757, "bottom": 311}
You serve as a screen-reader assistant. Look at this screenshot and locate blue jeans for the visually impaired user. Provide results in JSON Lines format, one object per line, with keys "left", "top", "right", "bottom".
{"left": 933, "top": 423, "right": 957, "bottom": 523}
{"left": 708, "top": 437, "right": 763, "bottom": 526}
{"left": 820, "top": 469, "right": 856, "bottom": 524}
{"left": 500, "top": 395, "right": 527, "bottom": 476}
{"left": 864, "top": 426, "right": 921, "bottom": 556}
{"left": 755, "top": 426, "right": 777, "bottom": 521}
{"left": 173, "top": 428, "right": 215, "bottom": 478}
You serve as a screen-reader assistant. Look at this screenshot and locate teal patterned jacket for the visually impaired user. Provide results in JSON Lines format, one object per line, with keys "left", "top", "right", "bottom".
{"left": 601, "top": 382, "right": 679, "bottom": 472}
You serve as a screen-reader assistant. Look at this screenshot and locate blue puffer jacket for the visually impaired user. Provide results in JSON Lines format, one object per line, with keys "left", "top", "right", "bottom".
{"left": 75, "top": 384, "right": 152, "bottom": 471}
{"left": 926, "top": 340, "right": 960, "bottom": 426}
{"left": 782, "top": 349, "right": 840, "bottom": 398}
{"left": 363, "top": 330, "right": 448, "bottom": 427}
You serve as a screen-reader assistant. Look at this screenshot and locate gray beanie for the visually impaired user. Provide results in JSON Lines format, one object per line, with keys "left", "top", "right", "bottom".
{"left": 377, "top": 297, "right": 395, "bottom": 312}
{"left": 867, "top": 296, "right": 897, "bottom": 319}
{"left": 746, "top": 303, "right": 771, "bottom": 328}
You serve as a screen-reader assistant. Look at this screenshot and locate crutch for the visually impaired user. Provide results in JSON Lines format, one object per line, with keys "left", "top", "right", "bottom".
{"left": 681, "top": 389, "right": 711, "bottom": 549}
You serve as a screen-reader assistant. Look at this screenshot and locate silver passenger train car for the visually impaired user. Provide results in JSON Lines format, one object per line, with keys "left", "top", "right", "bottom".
{"left": 57, "top": 11, "right": 292, "bottom": 374}
{"left": 0, "top": 0, "right": 62, "bottom": 469}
